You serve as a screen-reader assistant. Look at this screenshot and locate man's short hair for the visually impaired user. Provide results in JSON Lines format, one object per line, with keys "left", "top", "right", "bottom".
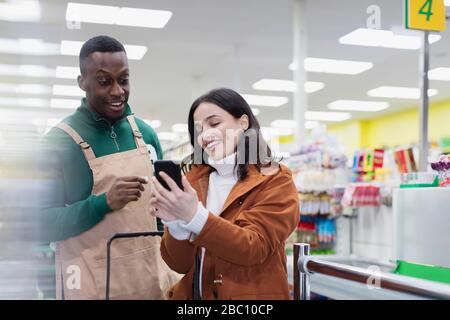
{"left": 79, "top": 35, "right": 126, "bottom": 75}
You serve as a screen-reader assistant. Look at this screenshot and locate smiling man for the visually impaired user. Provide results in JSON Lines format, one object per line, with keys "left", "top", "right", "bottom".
{"left": 40, "top": 35, "right": 178, "bottom": 299}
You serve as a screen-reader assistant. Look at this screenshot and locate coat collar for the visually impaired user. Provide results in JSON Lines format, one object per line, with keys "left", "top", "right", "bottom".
{"left": 187, "top": 164, "right": 271, "bottom": 214}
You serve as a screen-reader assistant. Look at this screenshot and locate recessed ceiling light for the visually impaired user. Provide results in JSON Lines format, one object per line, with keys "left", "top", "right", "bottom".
{"left": 0, "top": 38, "right": 59, "bottom": 55}
{"left": 339, "top": 28, "right": 441, "bottom": 50}
{"left": 50, "top": 98, "right": 80, "bottom": 109}
{"left": 305, "top": 111, "right": 351, "bottom": 122}
{"left": 0, "top": 83, "right": 51, "bottom": 95}
{"left": 0, "top": 0, "right": 41, "bottom": 22}
{"left": 368, "top": 86, "right": 438, "bottom": 99}
{"left": 429, "top": 67, "right": 450, "bottom": 81}
{"left": 0, "top": 97, "right": 48, "bottom": 108}
{"left": 60, "top": 40, "right": 148, "bottom": 60}
{"left": 56, "top": 66, "right": 79, "bottom": 79}
{"left": 52, "top": 85, "right": 84, "bottom": 97}
{"left": 242, "top": 94, "right": 288, "bottom": 107}
{"left": 0, "top": 64, "right": 56, "bottom": 78}
{"left": 290, "top": 58, "right": 373, "bottom": 75}
{"left": 66, "top": 3, "right": 172, "bottom": 29}
{"left": 328, "top": 100, "right": 389, "bottom": 112}
{"left": 252, "top": 79, "right": 325, "bottom": 93}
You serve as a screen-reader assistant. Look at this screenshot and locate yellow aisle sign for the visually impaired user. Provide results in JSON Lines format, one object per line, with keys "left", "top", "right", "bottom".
{"left": 405, "top": 0, "right": 447, "bottom": 32}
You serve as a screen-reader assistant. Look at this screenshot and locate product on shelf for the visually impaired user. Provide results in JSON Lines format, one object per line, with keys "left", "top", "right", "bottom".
{"left": 341, "top": 184, "right": 381, "bottom": 207}
{"left": 352, "top": 148, "right": 385, "bottom": 182}
{"left": 393, "top": 147, "right": 417, "bottom": 174}
{"left": 431, "top": 155, "right": 450, "bottom": 187}
{"left": 289, "top": 217, "right": 336, "bottom": 250}
{"left": 400, "top": 172, "right": 438, "bottom": 188}
{"left": 299, "top": 192, "right": 331, "bottom": 216}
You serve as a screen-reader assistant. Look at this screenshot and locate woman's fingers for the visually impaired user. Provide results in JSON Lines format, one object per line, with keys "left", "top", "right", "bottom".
{"left": 152, "top": 176, "right": 177, "bottom": 203}
{"left": 159, "top": 172, "right": 182, "bottom": 194}
{"left": 150, "top": 179, "right": 173, "bottom": 206}
{"left": 182, "top": 176, "right": 197, "bottom": 195}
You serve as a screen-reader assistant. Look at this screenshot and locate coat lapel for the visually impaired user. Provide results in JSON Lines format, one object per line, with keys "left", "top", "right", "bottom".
{"left": 220, "top": 165, "right": 267, "bottom": 214}
{"left": 187, "top": 165, "right": 212, "bottom": 207}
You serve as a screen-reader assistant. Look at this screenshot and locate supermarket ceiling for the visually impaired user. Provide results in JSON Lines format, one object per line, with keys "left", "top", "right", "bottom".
{"left": 0, "top": 0, "right": 450, "bottom": 135}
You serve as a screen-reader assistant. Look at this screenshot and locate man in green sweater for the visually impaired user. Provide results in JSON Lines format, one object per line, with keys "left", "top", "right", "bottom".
{"left": 41, "top": 36, "right": 163, "bottom": 242}
{"left": 40, "top": 36, "right": 176, "bottom": 299}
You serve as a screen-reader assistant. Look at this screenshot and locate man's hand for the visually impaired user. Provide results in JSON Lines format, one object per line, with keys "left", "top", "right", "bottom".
{"left": 106, "top": 176, "right": 148, "bottom": 211}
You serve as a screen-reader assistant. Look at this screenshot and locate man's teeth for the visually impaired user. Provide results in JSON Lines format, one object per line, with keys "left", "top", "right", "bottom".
{"left": 111, "top": 102, "right": 122, "bottom": 107}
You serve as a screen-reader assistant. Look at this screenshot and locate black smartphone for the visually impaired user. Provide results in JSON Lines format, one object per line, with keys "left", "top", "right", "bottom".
{"left": 154, "top": 160, "right": 183, "bottom": 191}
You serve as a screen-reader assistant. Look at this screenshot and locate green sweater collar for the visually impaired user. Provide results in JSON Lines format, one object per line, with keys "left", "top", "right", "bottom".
{"left": 79, "top": 98, "right": 133, "bottom": 126}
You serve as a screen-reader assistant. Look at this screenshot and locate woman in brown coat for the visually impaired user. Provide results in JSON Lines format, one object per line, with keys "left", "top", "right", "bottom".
{"left": 150, "top": 88, "right": 300, "bottom": 300}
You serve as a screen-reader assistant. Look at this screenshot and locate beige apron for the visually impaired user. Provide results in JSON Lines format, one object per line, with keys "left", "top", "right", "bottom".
{"left": 54, "top": 115, "right": 179, "bottom": 300}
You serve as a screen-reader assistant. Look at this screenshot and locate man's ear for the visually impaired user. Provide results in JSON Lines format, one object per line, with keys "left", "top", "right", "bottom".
{"left": 77, "top": 75, "right": 86, "bottom": 92}
{"left": 239, "top": 114, "right": 249, "bottom": 131}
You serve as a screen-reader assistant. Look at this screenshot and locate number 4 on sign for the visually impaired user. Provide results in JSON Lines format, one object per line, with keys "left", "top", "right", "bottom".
{"left": 419, "top": 0, "right": 433, "bottom": 21}
{"left": 405, "top": 0, "right": 446, "bottom": 32}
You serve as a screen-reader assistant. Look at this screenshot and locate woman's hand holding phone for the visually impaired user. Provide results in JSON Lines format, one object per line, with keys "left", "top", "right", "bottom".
{"left": 150, "top": 172, "right": 199, "bottom": 223}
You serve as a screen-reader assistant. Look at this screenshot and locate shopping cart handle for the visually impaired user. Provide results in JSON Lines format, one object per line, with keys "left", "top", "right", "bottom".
{"left": 106, "top": 231, "right": 164, "bottom": 300}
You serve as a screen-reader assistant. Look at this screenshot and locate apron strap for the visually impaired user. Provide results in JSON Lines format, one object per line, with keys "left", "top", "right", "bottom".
{"left": 126, "top": 115, "right": 147, "bottom": 150}
{"left": 56, "top": 122, "right": 96, "bottom": 162}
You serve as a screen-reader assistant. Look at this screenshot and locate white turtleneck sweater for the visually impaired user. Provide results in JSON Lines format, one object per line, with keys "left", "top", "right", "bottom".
{"left": 162, "top": 152, "right": 238, "bottom": 240}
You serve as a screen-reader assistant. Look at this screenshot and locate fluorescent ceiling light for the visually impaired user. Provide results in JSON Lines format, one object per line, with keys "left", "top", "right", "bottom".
{"left": 116, "top": 7, "right": 172, "bottom": 28}
{"left": 271, "top": 120, "right": 296, "bottom": 128}
{"left": 242, "top": 94, "right": 288, "bottom": 107}
{"left": 271, "top": 112, "right": 350, "bottom": 127}
{"left": 305, "top": 111, "right": 351, "bottom": 122}
{"left": 0, "top": 83, "right": 51, "bottom": 95}
{"left": 172, "top": 123, "right": 189, "bottom": 133}
{"left": 158, "top": 132, "right": 177, "bottom": 141}
{"left": 50, "top": 98, "right": 80, "bottom": 109}
{"left": 251, "top": 108, "right": 260, "bottom": 116}
{"left": 429, "top": 67, "right": 450, "bottom": 81}
{"left": 252, "top": 79, "right": 325, "bottom": 93}
{"left": 66, "top": 3, "right": 172, "bottom": 28}
{"left": 0, "top": 38, "right": 59, "bottom": 55}
{"left": 56, "top": 66, "right": 79, "bottom": 79}
{"left": 60, "top": 40, "right": 147, "bottom": 60}
{"left": 269, "top": 128, "right": 294, "bottom": 136}
{"left": 0, "top": 64, "right": 56, "bottom": 78}
{"left": 144, "top": 119, "right": 162, "bottom": 129}
{"left": 328, "top": 100, "right": 389, "bottom": 112}
{"left": 0, "top": 97, "right": 48, "bottom": 108}
{"left": 0, "top": 0, "right": 41, "bottom": 22}
{"left": 305, "top": 121, "right": 320, "bottom": 129}
{"left": 290, "top": 58, "right": 373, "bottom": 75}
{"left": 339, "top": 28, "right": 441, "bottom": 50}
{"left": 52, "top": 85, "right": 84, "bottom": 97}
{"left": 31, "top": 117, "right": 61, "bottom": 128}
{"left": 368, "top": 86, "right": 438, "bottom": 99}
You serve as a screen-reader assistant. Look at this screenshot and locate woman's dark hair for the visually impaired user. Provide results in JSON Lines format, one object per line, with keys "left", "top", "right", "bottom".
{"left": 182, "top": 87, "right": 277, "bottom": 180}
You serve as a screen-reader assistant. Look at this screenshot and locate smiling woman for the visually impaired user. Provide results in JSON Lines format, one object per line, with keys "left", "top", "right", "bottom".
{"left": 151, "top": 88, "right": 300, "bottom": 300}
